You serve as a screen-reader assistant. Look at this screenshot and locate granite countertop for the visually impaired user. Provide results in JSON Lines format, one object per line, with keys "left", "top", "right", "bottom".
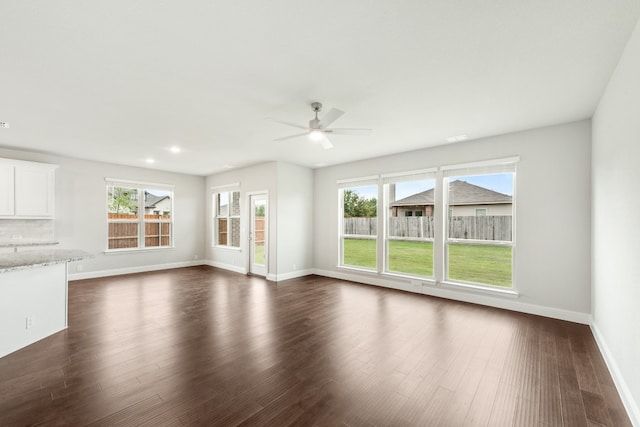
{"left": 0, "top": 249, "right": 92, "bottom": 273}
{"left": 0, "top": 241, "right": 59, "bottom": 248}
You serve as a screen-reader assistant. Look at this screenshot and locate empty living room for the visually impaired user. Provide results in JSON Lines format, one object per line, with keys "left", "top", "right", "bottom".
{"left": 1, "top": 1, "right": 639, "bottom": 426}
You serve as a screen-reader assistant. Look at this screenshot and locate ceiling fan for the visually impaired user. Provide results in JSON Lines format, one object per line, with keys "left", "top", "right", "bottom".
{"left": 268, "top": 102, "right": 371, "bottom": 149}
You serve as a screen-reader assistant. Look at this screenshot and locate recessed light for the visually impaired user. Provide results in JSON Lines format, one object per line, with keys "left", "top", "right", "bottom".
{"left": 446, "top": 134, "right": 469, "bottom": 143}
{"left": 222, "top": 164, "right": 233, "bottom": 169}
{"left": 145, "top": 158, "right": 155, "bottom": 164}
{"left": 169, "top": 146, "right": 181, "bottom": 153}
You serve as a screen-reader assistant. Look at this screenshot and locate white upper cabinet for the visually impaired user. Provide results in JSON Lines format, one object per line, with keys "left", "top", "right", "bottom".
{"left": 0, "top": 158, "right": 58, "bottom": 218}
{"left": 0, "top": 164, "right": 15, "bottom": 216}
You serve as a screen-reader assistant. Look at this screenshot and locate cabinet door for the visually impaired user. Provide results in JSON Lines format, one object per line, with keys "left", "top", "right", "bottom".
{"left": 14, "top": 166, "right": 55, "bottom": 216}
{"left": 0, "top": 165, "right": 15, "bottom": 215}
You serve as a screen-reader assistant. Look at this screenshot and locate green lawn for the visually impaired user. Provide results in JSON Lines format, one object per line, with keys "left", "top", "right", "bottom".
{"left": 342, "top": 238, "right": 377, "bottom": 269}
{"left": 388, "top": 240, "right": 433, "bottom": 277}
{"left": 254, "top": 243, "right": 265, "bottom": 266}
{"left": 448, "top": 243, "right": 512, "bottom": 287}
{"left": 343, "top": 238, "right": 512, "bottom": 287}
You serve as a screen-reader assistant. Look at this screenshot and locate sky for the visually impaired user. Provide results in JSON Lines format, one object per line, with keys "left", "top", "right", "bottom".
{"left": 348, "top": 173, "right": 514, "bottom": 200}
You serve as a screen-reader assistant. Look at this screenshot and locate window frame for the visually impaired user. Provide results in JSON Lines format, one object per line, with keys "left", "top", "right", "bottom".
{"left": 105, "top": 179, "right": 175, "bottom": 253}
{"left": 337, "top": 176, "right": 379, "bottom": 272}
{"left": 212, "top": 188, "right": 241, "bottom": 249}
{"left": 382, "top": 170, "right": 436, "bottom": 279}
{"left": 335, "top": 158, "right": 518, "bottom": 295}
{"left": 442, "top": 159, "right": 517, "bottom": 290}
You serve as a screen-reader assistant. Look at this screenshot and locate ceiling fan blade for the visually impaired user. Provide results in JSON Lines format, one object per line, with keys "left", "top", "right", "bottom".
{"left": 328, "top": 128, "right": 372, "bottom": 136}
{"left": 266, "top": 118, "right": 308, "bottom": 130}
{"left": 320, "top": 136, "right": 333, "bottom": 150}
{"left": 273, "top": 131, "right": 310, "bottom": 142}
{"left": 319, "top": 108, "right": 344, "bottom": 128}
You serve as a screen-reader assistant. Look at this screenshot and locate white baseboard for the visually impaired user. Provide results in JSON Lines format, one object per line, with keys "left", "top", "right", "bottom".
{"left": 269, "top": 269, "right": 314, "bottom": 282}
{"left": 311, "top": 268, "right": 591, "bottom": 324}
{"left": 590, "top": 321, "right": 639, "bottom": 426}
{"left": 202, "top": 259, "right": 247, "bottom": 275}
{"left": 68, "top": 260, "right": 204, "bottom": 281}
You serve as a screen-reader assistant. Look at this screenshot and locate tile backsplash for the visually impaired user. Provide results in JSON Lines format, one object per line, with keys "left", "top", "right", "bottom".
{"left": 0, "top": 219, "right": 55, "bottom": 244}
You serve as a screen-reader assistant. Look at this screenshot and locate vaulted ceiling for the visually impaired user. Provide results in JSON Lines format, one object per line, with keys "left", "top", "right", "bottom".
{"left": 1, "top": 1, "right": 639, "bottom": 175}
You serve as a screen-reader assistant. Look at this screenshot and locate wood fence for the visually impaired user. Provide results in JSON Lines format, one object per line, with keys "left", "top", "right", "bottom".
{"left": 343, "top": 216, "right": 512, "bottom": 241}
{"left": 108, "top": 213, "right": 171, "bottom": 249}
{"left": 254, "top": 217, "right": 265, "bottom": 246}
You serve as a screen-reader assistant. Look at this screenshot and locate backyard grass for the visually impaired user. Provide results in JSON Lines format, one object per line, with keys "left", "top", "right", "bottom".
{"left": 448, "top": 243, "right": 512, "bottom": 287}
{"left": 343, "top": 238, "right": 512, "bottom": 287}
{"left": 388, "top": 240, "right": 433, "bottom": 277}
{"left": 254, "top": 243, "right": 265, "bottom": 266}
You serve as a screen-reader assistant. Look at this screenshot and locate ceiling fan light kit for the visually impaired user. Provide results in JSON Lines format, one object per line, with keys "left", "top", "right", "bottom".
{"left": 269, "top": 102, "right": 371, "bottom": 150}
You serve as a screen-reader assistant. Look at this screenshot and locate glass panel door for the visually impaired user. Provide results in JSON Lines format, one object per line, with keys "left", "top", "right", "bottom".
{"left": 249, "top": 194, "right": 267, "bottom": 276}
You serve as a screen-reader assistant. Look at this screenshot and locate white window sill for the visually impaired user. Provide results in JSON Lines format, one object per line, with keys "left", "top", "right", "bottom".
{"left": 337, "top": 265, "right": 378, "bottom": 275}
{"left": 212, "top": 245, "right": 242, "bottom": 252}
{"left": 439, "top": 280, "right": 519, "bottom": 298}
{"left": 104, "top": 246, "right": 175, "bottom": 255}
{"left": 382, "top": 271, "right": 436, "bottom": 285}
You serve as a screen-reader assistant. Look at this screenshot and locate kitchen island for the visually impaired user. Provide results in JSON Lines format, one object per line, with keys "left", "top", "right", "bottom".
{"left": 0, "top": 249, "right": 91, "bottom": 358}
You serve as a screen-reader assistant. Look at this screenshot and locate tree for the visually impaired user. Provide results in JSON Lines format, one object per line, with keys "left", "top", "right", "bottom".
{"left": 108, "top": 187, "right": 138, "bottom": 214}
{"left": 343, "top": 189, "right": 377, "bottom": 217}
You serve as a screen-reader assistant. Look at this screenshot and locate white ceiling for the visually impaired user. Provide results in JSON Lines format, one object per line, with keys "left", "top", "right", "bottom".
{"left": 1, "top": 1, "right": 639, "bottom": 176}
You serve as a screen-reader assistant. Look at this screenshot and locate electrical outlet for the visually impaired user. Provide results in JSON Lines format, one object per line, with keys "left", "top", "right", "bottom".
{"left": 292, "top": 264, "right": 297, "bottom": 271}
{"left": 11, "top": 234, "right": 22, "bottom": 240}
{"left": 76, "top": 264, "right": 83, "bottom": 272}
{"left": 194, "top": 254, "right": 198, "bottom": 260}
{"left": 26, "top": 316, "right": 34, "bottom": 329}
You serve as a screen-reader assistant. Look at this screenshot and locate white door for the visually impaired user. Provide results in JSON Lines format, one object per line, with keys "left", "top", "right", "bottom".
{"left": 249, "top": 194, "right": 268, "bottom": 276}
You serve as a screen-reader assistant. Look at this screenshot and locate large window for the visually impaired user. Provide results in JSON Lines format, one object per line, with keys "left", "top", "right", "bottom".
{"left": 337, "top": 158, "right": 517, "bottom": 290}
{"left": 339, "top": 181, "right": 378, "bottom": 270}
{"left": 214, "top": 190, "right": 240, "bottom": 248}
{"left": 384, "top": 172, "right": 435, "bottom": 277}
{"left": 106, "top": 180, "right": 173, "bottom": 251}
{"left": 444, "top": 164, "right": 515, "bottom": 288}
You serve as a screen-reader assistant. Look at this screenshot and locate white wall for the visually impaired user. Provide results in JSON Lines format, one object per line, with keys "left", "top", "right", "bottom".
{"left": 592, "top": 17, "right": 640, "bottom": 425}
{"left": 276, "top": 162, "right": 314, "bottom": 279}
{"left": 0, "top": 147, "right": 206, "bottom": 277}
{"left": 314, "top": 120, "right": 592, "bottom": 321}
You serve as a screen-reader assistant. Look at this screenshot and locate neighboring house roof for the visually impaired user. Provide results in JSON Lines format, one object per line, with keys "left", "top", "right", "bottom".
{"left": 390, "top": 180, "right": 511, "bottom": 207}
{"left": 144, "top": 191, "right": 170, "bottom": 209}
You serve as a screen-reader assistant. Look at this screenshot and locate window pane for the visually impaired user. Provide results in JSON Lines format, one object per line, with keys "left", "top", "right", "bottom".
{"left": 448, "top": 243, "right": 512, "bottom": 287}
{"left": 446, "top": 172, "right": 514, "bottom": 288}
{"left": 144, "top": 222, "right": 171, "bottom": 247}
{"left": 107, "top": 186, "right": 139, "bottom": 250}
{"left": 107, "top": 186, "right": 138, "bottom": 219}
{"left": 447, "top": 174, "right": 513, "bottom": 241}
{"left": 388, "top": 241, "right": 433, "bottom": 276}
{"left": 342, "top": 237, "right": 376, "bottom": 269}
{"left": 230, "top": 191, "right": 240, "bottom": 216}
{"left": 218, "top": 192, "right": 229, "bottom": 216}
{"left": 143, "top": 189, "right": 172, "bottom": 247}
{"left": 218, "top": 218, "right": 228, "bottom": 245}
{"left": 230, "top": 217, "right": 240, "bottom": 247}
{"left": 108, "top": 222, "right": 138, "bottom": 249}
{"left": 342, "top": 185, "right": 377, "bottom": 269}
{"left": 143, "top": 190, "right": 172, "bottom": 217}
{"left": 387, "top": 178, "right": 434, "bottom": 277}
{"left": 254, "top": 202, "right": 266, "bottom": 266}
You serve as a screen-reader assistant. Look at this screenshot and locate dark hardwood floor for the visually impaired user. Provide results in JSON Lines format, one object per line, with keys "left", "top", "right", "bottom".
{"left": 0, "top": 266, "right": 631, "bottom": 426}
